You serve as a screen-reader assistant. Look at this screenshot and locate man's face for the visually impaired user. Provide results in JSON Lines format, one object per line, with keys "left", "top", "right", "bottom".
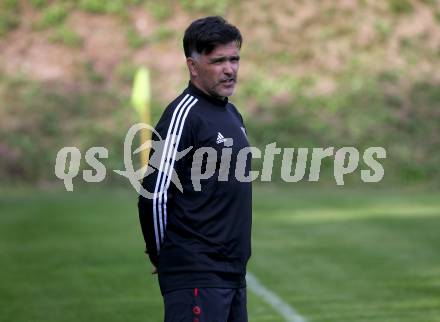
{"left": 188, "top": 41, "right": 240, "bottom": 99}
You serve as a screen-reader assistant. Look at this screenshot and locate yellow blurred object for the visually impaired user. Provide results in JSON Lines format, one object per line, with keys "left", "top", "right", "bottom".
{"left": 131, "top": 67, "right": 151, "bottom": 167}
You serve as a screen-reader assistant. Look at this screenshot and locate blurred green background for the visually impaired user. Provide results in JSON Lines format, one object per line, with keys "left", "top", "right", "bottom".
{"left": 1, "top": 0, "right": 439, "bottom": 321}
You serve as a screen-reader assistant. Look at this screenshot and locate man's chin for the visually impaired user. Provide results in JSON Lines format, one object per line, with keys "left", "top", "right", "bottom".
{"left": 212, "top": 83, "right": 235, "bottom": 98}
{"left": 219, "top": 87, "right": 235, "bottom": 98}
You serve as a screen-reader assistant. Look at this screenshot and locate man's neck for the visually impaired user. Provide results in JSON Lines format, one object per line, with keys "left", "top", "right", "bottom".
{"left": 189, "top": 80, "right": 225, "bottom": 100}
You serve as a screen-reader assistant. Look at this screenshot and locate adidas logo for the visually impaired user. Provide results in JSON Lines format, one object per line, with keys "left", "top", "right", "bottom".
{"left": 216, "top": 132, "right": 228, "bottom": 144}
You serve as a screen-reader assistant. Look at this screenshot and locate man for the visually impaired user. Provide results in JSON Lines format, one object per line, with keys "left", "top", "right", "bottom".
{"left": 138, "top": 16, "right": 252, "bottom": 322}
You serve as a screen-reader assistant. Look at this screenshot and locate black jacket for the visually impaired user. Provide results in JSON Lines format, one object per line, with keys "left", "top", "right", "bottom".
{"left": 138, "top": 82, "right": 252, "bottom": 294}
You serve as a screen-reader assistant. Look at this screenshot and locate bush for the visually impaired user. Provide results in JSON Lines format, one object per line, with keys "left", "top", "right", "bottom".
{"left": 0, "top": 0, "right": 20, "bottom": 37}
{"left": 0, "top": 76, "right": 137, "bottom": 184}
{"left": 126, "top": 27, "right": 148, "bottom": 49}
{"left": 115, "top": 61, "right": 138, "bottom": 84}
{"left": 0, "top": 14, "right": 19, "bottom": 37}
{"left": 389, "top": 0, "right": 413, "bottom": 15}
{"left": 49, "top": 24, "right": 83, "bottom": 47}
{"left": 37, "top": 4, "right": 70, "bottom": 29}
{"left": 180, "top": 0, "right": 228, "bottom": 15}
{"left": 2, "top": 0, "right": 19, "bottom": 11}
{"left": 30, "top": 0, "right": 48, "bottom": 9}
{"left": 77, "top": 0, "right": 142, "bottom": 15}
{"left": 150, "top": 26, "right": 175, "bottom": 42}
{"left": 78, "top": 0, "right": 109, "bottom": 14}
{"left": 147, "top": 2, "right": 173, "bottom": 21}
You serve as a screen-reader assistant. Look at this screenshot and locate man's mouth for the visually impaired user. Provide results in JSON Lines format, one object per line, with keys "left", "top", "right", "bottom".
{"left": 221, "top": 78, "right": 235, "bottom": 86}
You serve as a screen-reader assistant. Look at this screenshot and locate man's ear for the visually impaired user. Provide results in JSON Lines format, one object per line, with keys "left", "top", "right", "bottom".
{"left": 186, "top": 57, "right": 198, "bottom": 78}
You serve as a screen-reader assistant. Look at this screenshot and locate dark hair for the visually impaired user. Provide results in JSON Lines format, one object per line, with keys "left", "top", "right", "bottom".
{"left": 183, "top": 16, "right": 242, "bottom": 58}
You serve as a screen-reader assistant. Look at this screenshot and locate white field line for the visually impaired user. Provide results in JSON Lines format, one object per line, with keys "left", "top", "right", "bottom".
{"left": 247, "top": 272, "right": 307, "bottom": 322}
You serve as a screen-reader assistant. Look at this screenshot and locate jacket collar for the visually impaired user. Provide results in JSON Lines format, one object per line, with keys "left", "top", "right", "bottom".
{"left": 187, "top": 81, "right": 229, "bottom": 107}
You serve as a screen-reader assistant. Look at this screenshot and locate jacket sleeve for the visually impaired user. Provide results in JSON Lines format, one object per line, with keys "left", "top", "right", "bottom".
{"left": 137, "top": 104, "right": 195, "bottom": 267}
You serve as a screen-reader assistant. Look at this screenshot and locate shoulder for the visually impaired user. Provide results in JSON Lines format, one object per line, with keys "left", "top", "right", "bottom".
{"left": 157, "top": 92, "right": 203, "bottom": 132}
{"left": 158, "top": 92, "right": 193, "bottom": 121}
{"left": 227, "top": 102, "right": 244, "bottom": 124}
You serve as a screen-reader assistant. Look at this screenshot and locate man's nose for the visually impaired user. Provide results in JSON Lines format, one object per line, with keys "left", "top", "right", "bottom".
{"left": 223, "top": 61, "right": 234, "bottom": 75}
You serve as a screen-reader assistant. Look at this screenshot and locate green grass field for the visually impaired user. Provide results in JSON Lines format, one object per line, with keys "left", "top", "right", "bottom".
{"left": 1, "top": 185, "right": 439, "bottom": 322}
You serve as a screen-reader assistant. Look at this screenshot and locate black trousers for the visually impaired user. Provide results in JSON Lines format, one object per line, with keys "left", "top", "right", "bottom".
{"left": 163, "top": 287, "right": 248, "bottom": 322}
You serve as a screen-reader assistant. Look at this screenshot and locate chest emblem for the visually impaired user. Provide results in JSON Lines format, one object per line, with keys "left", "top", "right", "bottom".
{"left": 216, "top": 132, "right": 228, "bottom": 144}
